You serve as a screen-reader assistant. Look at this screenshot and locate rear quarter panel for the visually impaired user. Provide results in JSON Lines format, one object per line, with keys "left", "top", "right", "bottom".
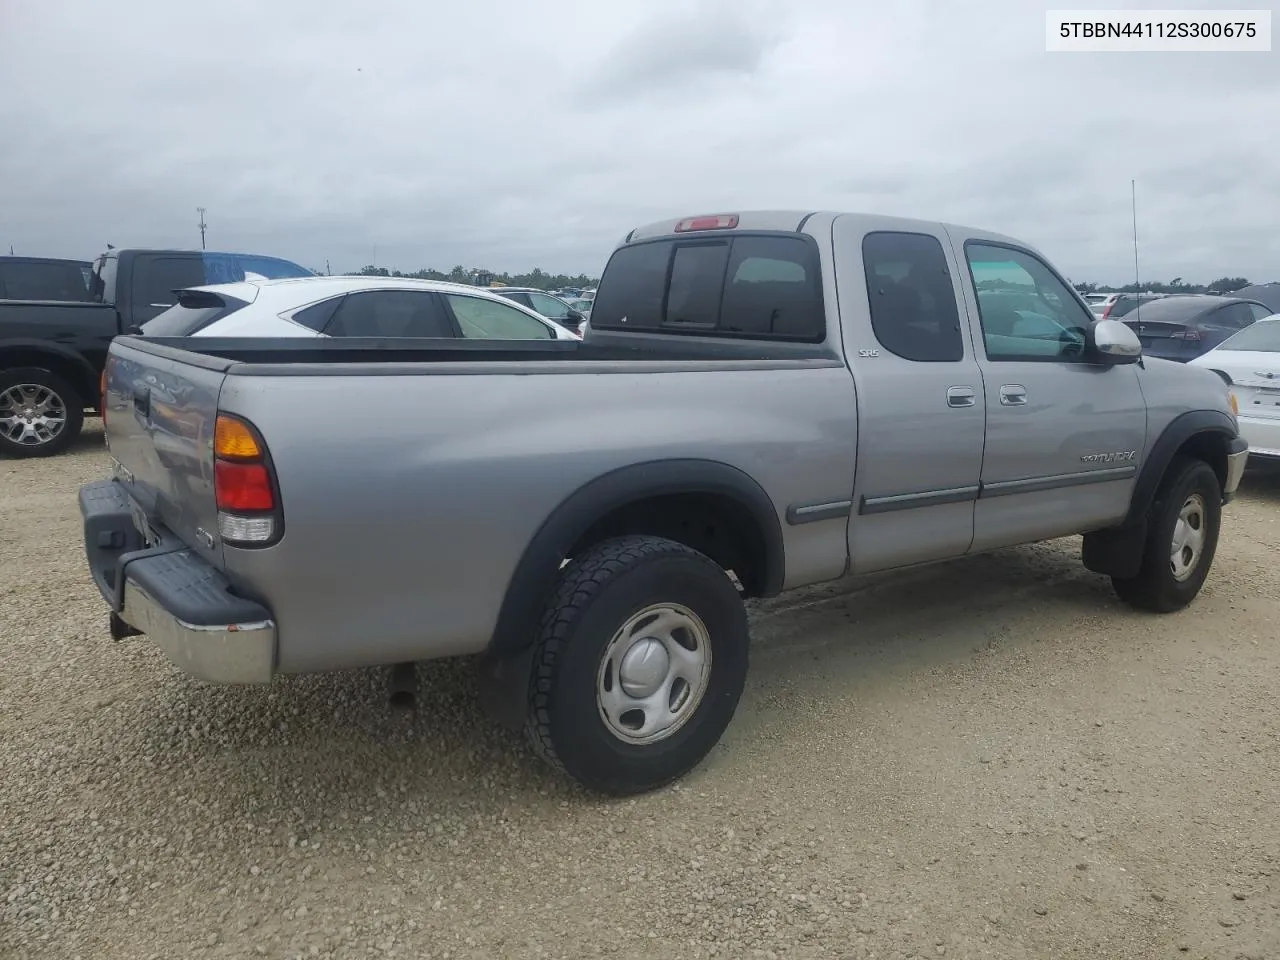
{"left": 217, "top": 361, "right": 857, "bottom": 673}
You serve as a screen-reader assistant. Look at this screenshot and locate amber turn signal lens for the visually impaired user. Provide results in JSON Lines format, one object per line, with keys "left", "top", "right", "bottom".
{"left": 214, "top": 415, "right": 262, "bottom": 459}
{"left": 1229, "top": 392, "right": 1239, "bottom": 416}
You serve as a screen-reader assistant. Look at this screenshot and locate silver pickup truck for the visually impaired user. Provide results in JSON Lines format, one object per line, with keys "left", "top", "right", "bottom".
{"left": 79, "top": 210, "right": 1248, "bottom": 795}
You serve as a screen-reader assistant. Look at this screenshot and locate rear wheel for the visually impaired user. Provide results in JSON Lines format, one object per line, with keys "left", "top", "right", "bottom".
{"left": 1111, "top": 457, "right": 1222, "bottom": 612}
{"left": 525, "top": 535, "right": 750, "bottom": 795}
{"left": 0, "top": 367, "right": 84, "bottom": 458}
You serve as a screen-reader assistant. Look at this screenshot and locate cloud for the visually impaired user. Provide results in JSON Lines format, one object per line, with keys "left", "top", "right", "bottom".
{"left": 0, "top": 0, "right": 1277, "bottom": 285}
{"left": 579, "top": 0, "right": 788, "bottom": 104}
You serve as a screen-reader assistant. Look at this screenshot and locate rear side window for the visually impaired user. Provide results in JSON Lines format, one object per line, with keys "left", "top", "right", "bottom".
{"left": 1248, "top": 303, "right": 1274, "bottom": 322}
{"left": 0, "top": 260, "right": 91, "bottom": 301}
{"left": 289, "top": 296, "right": 344, "bottom": 332}
{"left": 141, "top": 302, "right": 241, "bottom": 336}
{"left": 592, "top": 233, "right": 824, "bottom": 341}
{"left": 1211, "top": 303, "right": 1258, "bottom": 330}
{"left": 862, "top": 232, "right": 963, "bottom": 362}
{"left": 444, "top": 294, "right": 553, "bottom": 339}
{"left": 325, "top": 291, "right": 454, "bottom": 337}
{"left": 140, "top": 291, "right": 247, "bottom": 336}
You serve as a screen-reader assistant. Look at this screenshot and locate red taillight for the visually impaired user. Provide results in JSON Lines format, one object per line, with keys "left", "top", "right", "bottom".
{"left": 214, "top": 460, "right": 274, "bottom": 511}
{"left": 99, "top": 368, "right": 108, "bottom": 423}
{"left": 212, "top": 413, "right": 279, "bottom": 545}
{"left": 674, "top": 214, "right": 739, "bottom": 232}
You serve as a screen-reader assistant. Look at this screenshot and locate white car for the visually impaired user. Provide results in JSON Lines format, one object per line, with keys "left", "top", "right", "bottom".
{"left": 1189, "top": 314, "right": 1280, "bottom": 461}
{"left": 140, "top": 276, "right": 581, "bottom": 342}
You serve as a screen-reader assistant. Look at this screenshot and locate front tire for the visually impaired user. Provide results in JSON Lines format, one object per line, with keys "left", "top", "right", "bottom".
{"left": 525, "top": 535, "right": 750, "bottom": 795}
{"left": 0, "top": 367, "right": 84, "bottom": 459}
{"left": 1111, "top": 457, "right": 1222, "bottom": 613}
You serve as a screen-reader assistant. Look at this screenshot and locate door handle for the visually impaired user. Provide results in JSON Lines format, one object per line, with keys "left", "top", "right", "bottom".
{"left": 999, "top": 384, "right": 1028, "bottom": 406}
{"left": 132, "top": 385, "right": 151, "bottom": 419}
{"left": 946, "top": 386, "right": 976, "bottom": 408}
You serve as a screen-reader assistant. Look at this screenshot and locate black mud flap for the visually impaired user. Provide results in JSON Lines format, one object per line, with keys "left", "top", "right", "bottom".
{"left": 1081, "top": 519, "right": 1148, "bottom": 580}
{"left": 476, "top": 645, "right": 537, "bottom": 733}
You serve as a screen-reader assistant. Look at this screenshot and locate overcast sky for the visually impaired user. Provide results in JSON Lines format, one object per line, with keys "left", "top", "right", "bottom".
{"left": 1, "top": 0, "right": 1276, "bottom": 284}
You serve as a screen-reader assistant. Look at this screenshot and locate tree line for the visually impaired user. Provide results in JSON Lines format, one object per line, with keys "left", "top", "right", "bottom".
{"left": 347, "top": 264, "right": 598, "bottom": 290}
{"left": 1070, "top": 276, "right": 1252, "bottom": 295}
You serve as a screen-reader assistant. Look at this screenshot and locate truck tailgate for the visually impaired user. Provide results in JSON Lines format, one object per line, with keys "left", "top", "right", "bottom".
{"left": 103, "top": 339, "right": 229, "bottom": 567}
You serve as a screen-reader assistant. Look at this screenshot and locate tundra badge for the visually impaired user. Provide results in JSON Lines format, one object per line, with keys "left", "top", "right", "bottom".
{"left": 1080, "top": 450, "right": 1137, "bottom": 464}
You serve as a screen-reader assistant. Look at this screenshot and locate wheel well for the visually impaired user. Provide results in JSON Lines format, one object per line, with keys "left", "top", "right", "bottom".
{"left": 0, "top": 348, "right": 96, "bottom": 407}
{"left": 1175, "top": 431, "right": 1228, "bottom": 492}
{"left": 565, "top": 492, "right": 771, "bottom": 597}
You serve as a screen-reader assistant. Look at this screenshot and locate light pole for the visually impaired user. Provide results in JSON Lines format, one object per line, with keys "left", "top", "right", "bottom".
{"left": 197, "top": 207, "right": 207, "bottom": 250}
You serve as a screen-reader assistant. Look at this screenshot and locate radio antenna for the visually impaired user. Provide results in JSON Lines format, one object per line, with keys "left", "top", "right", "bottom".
{"left": 1130, "top": 179, "right": 1141, "bottom": 322}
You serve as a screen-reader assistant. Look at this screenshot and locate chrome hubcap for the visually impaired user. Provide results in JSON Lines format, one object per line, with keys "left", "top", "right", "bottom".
{"left": 0, "top": 384, "right": 66, "bottom": 446}
{"left": 1170, "top": 493, "right": 1207, "bottom": 582}
{"left": 597, "top": 603, "right": 713, "bottom": 745}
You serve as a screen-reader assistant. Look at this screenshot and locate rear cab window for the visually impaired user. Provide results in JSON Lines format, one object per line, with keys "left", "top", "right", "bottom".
{"left": 591, "top": 233, "right": 825, "bottom": 342}
{"left": 861, "top": 232, "right": 964, "bottom": 362}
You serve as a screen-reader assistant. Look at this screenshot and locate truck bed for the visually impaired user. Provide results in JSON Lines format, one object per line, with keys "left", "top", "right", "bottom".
{"left": 100, "top": 333, "right": 856, "bottom": 675}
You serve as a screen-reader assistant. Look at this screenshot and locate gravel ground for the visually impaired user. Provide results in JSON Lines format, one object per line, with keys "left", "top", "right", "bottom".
{"left": 2, "top": 421, "right": 1278, "bottom": 960}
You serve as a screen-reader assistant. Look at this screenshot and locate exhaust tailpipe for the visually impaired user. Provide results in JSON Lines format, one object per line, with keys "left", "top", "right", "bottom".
{"left": 387, "top": 662, "right": 417, "bottom": 712}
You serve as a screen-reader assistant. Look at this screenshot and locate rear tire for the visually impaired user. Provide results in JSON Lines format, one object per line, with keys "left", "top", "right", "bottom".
{"left": 1111, "top": 457, "right": 1221, "bottom": 613}
{"left": 0, "top": 367, "right": 84, "bottom": 459}
{"left": 525, "top": 535, "right": 749, "bottom": 795}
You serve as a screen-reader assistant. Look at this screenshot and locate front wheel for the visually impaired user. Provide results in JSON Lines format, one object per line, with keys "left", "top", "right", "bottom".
{"left": 525, "top": 535, "right": 750, "bottom": 795}
{"left": 0, "top": 367, "right": 84, "bottom": 459}
{"left": 1111, "top": 457, "right": 1222, "bottom": 613}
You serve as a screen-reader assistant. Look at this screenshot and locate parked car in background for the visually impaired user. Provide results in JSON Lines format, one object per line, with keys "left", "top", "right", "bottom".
{"left": 1122, "top": 295, "right": 1273, "bottom": 362}
{"left": 1189, "top": 313, "right": 1280, "bottom": 460}
{"left": 489, "top": 286, "right": 586, "bottom": 334}
{"left": 0, "top": 248, "right": 312, "bottom": 458}
{"left": 1227, "top": 282, "right": 1280, "bottom": 314}
{"left": 144, "top": 276, "right": 580, "bottom": 342}
{"left": 1099, "top": 292, "right": 1168, "bottom": 320}
{"left": 82, "top": 209, "right": 1246, "bottom": 796}
{"left": 0, "top": 256, "right": 93, "bottom": 302}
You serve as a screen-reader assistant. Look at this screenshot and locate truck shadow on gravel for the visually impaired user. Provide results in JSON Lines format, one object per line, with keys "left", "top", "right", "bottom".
{"left": 111, "top": 538, "right": 1124, "bottom": 815}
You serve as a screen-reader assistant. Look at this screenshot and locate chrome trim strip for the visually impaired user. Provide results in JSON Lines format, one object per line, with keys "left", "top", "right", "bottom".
{"left": 785, "top": 499, "right": 854, "bottom": 525}
{"left": 859, "top": 485, "right": 980, "bottom": 516}
{"left": 980, "top": 465, "right": 1137, "bottom": 498}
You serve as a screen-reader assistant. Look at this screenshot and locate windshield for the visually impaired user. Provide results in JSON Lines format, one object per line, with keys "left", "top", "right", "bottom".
{"left": 1218, "top": 317, "right": 1280, "bottom": 351}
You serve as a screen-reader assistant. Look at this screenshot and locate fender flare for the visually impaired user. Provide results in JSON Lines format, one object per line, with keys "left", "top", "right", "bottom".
{"left": 487, "top": 458, "right": 786, "bottom": 656}
{"left": 1125, "top": 409, "right": 1236, "bottom": 526}
{"left": 1082, "top": 409, "right": 1237, "bottom": 579}
{"left": 0, "top": 338, "right": 100, "bottom": 396}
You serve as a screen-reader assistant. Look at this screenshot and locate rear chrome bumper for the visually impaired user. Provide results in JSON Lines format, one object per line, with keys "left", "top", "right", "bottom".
{"left": 79, "top": 478, "right": 276, "bottom": 684}
{"left": 1224, "top": 436, "right": 1249, "bottom": 499}
{"left": 120, "top": 576, "right": 276, "bottom": 684}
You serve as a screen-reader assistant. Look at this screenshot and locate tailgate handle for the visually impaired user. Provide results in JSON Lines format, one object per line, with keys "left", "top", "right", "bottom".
{"left": 132, "top": 385, "right": 151, "bottom": 418}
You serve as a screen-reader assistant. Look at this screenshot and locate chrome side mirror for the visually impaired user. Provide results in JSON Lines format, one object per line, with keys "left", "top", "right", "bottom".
{"left": 1091, "top": 318, "right": 1142, "bottom": 364}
